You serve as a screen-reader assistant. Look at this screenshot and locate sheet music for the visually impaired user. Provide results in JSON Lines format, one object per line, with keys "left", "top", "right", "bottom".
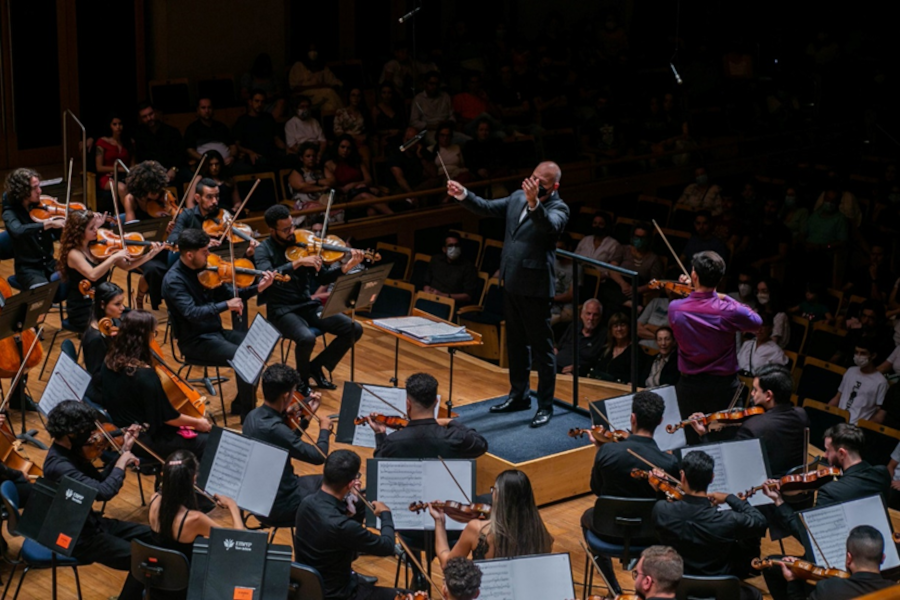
{"left": 373, "top": 460, "right": 472, "bottom": 531}
{"left": 598, "top": 385, "right": 685, "bottom": 451}
{"left": 350, "top": 385, "right": 413, "bottom": 448}
{"left": 681, "top": 438, "right": 772, "bottom": 509}
{"left": 38, "top": 352, "right": 91, "bottom": 416}
{"left": 476, "top": 554, "right": 574, "bottom": 600}
{"left": 230, "top": 315, "right": 280, "bottom": 384}
{"left": 204, "top": 429, "right": 287, "bottom": 517}
{"left": 803, "top": 495, "right": 900, "bottom": 570}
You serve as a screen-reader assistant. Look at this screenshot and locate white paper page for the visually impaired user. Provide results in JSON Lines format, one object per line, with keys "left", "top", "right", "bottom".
{"left": 204, "top": 429, "right": 287, "bottom": 517}
{"left": 682, "top": 439, "right": 772, "bottom": 509}
{"left": 39, "top": 352, "right": 91, "bottom": 416}
{"left": 372, "top": 316, "right": 433, "bottom": 330}
{"left": 230, "top": 315, "right": 281, "bottom": 384}
{"left": 351, "top": 386, "right": 409, "bottom": 448}
{"left": 374, "top": 460, "right": 471, "bottom": 531}
{"left": 804, "top": 496, "right": 900, "bottom": 570}
{"left": 599, "top": 385, "right": 685, "bottom": 451}
{"left": 477, "top": 554, "right": 574, "bottom": 600}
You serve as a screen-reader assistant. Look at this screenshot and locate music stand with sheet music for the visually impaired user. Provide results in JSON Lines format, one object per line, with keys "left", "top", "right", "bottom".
{"left": 0, "top": 280, "right": 59, "bottom": 448}
{"left": 320, "top": 263, "right": 392, "bottom": 381}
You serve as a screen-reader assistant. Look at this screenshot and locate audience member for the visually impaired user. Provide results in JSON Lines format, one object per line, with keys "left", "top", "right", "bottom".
{"left": 644, "top": 326, "right": 681, "bottom": 387}
{"left": 325, "top": 134, "right": 388, "bottom": 217}
{"left": 728, "top": 266, "right": 759, "bottom": 310}
{"left": 284, "top": 95, "right": 327, "bottom": 161}
{"left": 372, "top": 82, "right": 407, "bottom": 148}
{"left": 788, "top": 282, "right": 834, "bottom": 324}
{"left": 288, "top": 142, "right": 332, "bottom": 223}
{"left": 590, "top": 311, "right": 645, "bottom": 384}
{"left": 453, "top": 72, "right": 499, "bottom": 133}
{"left": 288, "top": 44, "right": 344, "bottom": 112}
{"left": 573, "top": 212, "right": 624, "bottom": 272}
{"left": 423, "top": 232, "right": 481, "bottom": 305}
{"left": 183, "top": 98, "right": 238, "bottom": 167}
{"left": 410, "top": 72, "right": 454, "bottom": 143}
{"left": 638, "top": 291, "right": 674, "bottom": 349}
{"left": 431, "top": 121, "right": 470, "bottom": 183}
{"left": 556, "top": 299, "right": 605, "bottom": 375}
{"left": 814, "top": 179, "right": 862, "bottom": 228}
{"left": 491, "top": 64, "right": 536, "bottom": 135}
{"left": 737, "top": 314, "right": 789, "bottom": 375}
{"left": 755, "top": 278, "right": 790, "bottom": 348}
{"left": 845, "top": 242, "right": 895, "bottom": 304}
{"left": 133, "top": 102, "right": 184, "bottom": 181}
{"left": 681, "top": 210, "right": 729, "bottom": 265}
{"left": 829, "top": 338, "right": 888, "bottom": 424}
{"left": 609, "top": 221, "right": 664, "bottom": 306}
{"left": 676, "top": 167, "right": 722, "bottom": 215}
{"left": 780, "top": 187, "right": 809, "bottom": 243}
{"left": 804, "top": 194, "right": 848, "bottom": 249}
{"left": 233, "top": 89, "right": 288, "bottom": 169}
{"left": 833, "top": 300, "right": 895, "bottom": 367}
{"left": 94, "top": 112, "right": 132, "bottom": 200}
{"left": 463, "top": 119, "right": 507, "bottom": 180}
{"left": 388, "top": 127, "right": 441, "bottom": 197}
{"left": 239, "top": 52, "right": 285, "bottom": 117}
{"left": 379, "top": 43, "right": 432, "bottom": 97}
{"left": 334, "top": 87, "right": 371, "bottom": 164}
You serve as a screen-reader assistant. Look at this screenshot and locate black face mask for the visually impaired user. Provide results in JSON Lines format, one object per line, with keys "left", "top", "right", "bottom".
{"left": 593, "top": 225, "right": 608, "bottom": 236}
{"left": 538, "top": 185, "right": 551, "bottom": 198}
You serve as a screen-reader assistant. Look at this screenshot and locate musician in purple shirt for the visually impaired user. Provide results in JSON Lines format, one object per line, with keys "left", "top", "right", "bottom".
{"left": 668, "top": 251, "right": 762, "bottom": 443}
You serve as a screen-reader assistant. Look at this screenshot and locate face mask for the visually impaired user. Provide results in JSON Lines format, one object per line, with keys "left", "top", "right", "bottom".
{"left": 853, "top": 353, "right": 869, "bottom": 367}
{"left": 822, "top": 201, "right": 836, "bottom": 213}
{"left": 784, "top": 195, "right": 796, "bottom": 208}
{"left": 538, "top": 185, "right": 552, "bottom": 197}
{"left": 738, "top": 283, "right": 752, "bottom": 297}
{"left": 297, "top": 109, "right": 310, "bottom": 120}
{"left": 446, "top": 246, "right": 461, "bottom": 260}
{"left": 632, "top": 237, "right": 648, "bottom": 250}
{"left": 757, "top": 292, "right": 770, "bottom": 305}
{"left": 308, "top": 51, "right": 318, "bottom": 61}
{"left": 696, "top": 174, "right": 709, "bottom": 185}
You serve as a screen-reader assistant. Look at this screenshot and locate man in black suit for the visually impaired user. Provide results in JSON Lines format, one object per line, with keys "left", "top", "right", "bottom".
{"left": 368, "top": 373, "right": 487, "bottom": 459}
{"left": 781, "top": 525, "right": 897, "bottom": 600}
{"left": 690, "top": 364, "right": 809, "bottom": 477}
{"left": 448, "top": 162, "right": 570, "bottom": 428}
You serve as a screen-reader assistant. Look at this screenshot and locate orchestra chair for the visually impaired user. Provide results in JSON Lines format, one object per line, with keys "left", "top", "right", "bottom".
{"left": 375, "top": 243, "right": 412, "bottom": 281}
{"left": 786, "top": 317, "right": 809, "bottom": 354}
{"left": 783, "top": 350, "right": 799, "bottom": 377}
{"left": 825, "top": 288, "right": 844, "bottom": 316}
{"left": 130, "top": 539, "right": 190, "bottom": 600}
{"left": 843, "top": 294, "right": 868, "bottom": 323}
{"left": 475, "top": 272, "right": 489, "bottom": 306}
{"left": 802, "top": 399, "right": 850, "bottom": 449}
{"left": 803, "top": 323, "right": 846, "bottom": 361}
{"left": 795, "top": 357, "right": 846, "bottom": 405}
{"left": 412, "top": 291, "right": 455, "bottom": 322}
{"left": 478, "top": 239, "right": 503, "bottom": 276}
{"left": 408, "top": 253, "right": 431, "bottom": 291}
{"left": 279, "top": 327, "right": 324, "bottom": 366}
{"left": 449, "top": 229, "right": 484, "bottom": 267}
{"left": 457, "top": 278, "right": 506, "bottom": 367}
{"left": 582, "top": 496, "right": 657, "bottom": 599}
{"left": 1, "top": 481, "right": 84, "bottom": 600}
{"left": 857, "top": 420, "right": 900, "bottom": 466}
{"left": 241, "top": 510, "right": 294, "bottom": 544}
{"left": 357, "top": 279, "right": 414, "bottom": 320}
{"left": 675, "top": 575, "right": 743, "bottom": 600}
{"left": 288, "top": 563, "right": 326, "bottom": 600}
{"left": 635, "top": 195, "right": 673, "bottom": 228}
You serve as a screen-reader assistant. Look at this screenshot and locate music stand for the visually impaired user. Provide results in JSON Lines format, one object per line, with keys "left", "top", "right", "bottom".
{"left": 0, "top": 281, "right": 59, "bottom": 449}
{"left": 123, "top": 217, "right": 169, "bottom": 242}
{"left": 320, "top": 263, "right": 392, "bottom": 380}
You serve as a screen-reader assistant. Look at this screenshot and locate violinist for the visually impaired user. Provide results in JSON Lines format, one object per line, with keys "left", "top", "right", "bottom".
{"left": 254, "top": 204, "right": 364, "bottom": 392}
{"left": 58, "top": 210, "right": 164, "bottom": 331}
{"left": 42, "top": 400, "right": 154, "bottom": 600}
{"left": 633, "top": 546, "right": 683, "bottom": 600}
{"left": 2, "top": 168, "right": 63, "bottom": 289}
{"left": 651, "top": 451, "right": 767, "bottom": 600}
{"left": 429, "top": 470, "right": 553, "bottom": 568}
{"left": 100, "top": 311, "right": 211, "bottom": 459}
{"left": 169, "top": 176, "right": 239, "bottom": 247}
{"left": 82, "top": 282, "right": 126, "bottom": 404}
{"left": 242, "top": 363, "right": 333, "bottom": 524}
{"left": 667, "top": 251, "right": 762, "bottom": 444}
{"left": 369, "top": 373, "right": 487, "bottom": 459}
{"left": 689, "top": 364, "right": 808, "bottom": 477}
{"left": 161, "top": 228, "right": 275, "bottom": 421}
{"left": 438, "top": 557, "right": 482, "bottom": 600}
{"left": 780, "top": 526, "right": 897, "bottom": 600}
{"left": 583, "top": 391, "right": 679, "bottom": 595}
{"left": 293, "top": 450, "right": 406, "bottom": 600}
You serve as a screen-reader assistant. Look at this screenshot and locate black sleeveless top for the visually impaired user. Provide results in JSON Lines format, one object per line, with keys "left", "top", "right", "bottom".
{"left": 150, "top": 495, "right": 196, "bottom": 561}
{"left": 65, "top": 252, "right": 110, "bottom": 331}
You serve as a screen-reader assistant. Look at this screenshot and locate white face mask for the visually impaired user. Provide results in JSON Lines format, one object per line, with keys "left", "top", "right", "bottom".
{"left": 738, "top": 283, "right": 752, "bottom": 297}
{"left": 757, "top": 292, "right": 770, "bottom": 305}
{"left": 853, "top": 353, "right": 870, "bottom": 367}
{"left": 446, "top": 246, "right": 461, "bottom": 260}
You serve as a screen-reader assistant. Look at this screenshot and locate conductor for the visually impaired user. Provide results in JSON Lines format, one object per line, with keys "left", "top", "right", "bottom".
{"left": 448, "top": 162, "right": 569, "bottom": 427}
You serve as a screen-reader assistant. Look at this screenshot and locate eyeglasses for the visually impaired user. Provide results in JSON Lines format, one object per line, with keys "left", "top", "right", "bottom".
{"left": 632, "top": 570, "right": 647, "bottom": 580}
{"left": 276, "top": 225, "right": 295, "bottom": 235}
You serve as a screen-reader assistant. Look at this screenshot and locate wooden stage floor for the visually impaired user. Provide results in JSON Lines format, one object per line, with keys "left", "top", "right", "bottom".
{"left": 0, "top": 265, "right": 799, "bottom": 599}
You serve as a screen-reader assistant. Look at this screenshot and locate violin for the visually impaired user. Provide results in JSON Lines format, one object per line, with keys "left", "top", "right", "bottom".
{"left": 202, "top": 209, "right": 255, "bottom": 244}
{"left": 149, "top": 338, "right": 207, "bottom": 419}
{"left": 584, "top": 595, "right": 641, "bottom": 600}
{"left": 738, "top": 467, "right": 842, "bottom": 499}
{"left": 354, "top": 414, "right": 409, "bottom": 429}
{"left": 0, "top": 278, "right": 43, "bottom": 379}
{"left": 144, "top": 189, "right": 178, "bottom": 218}
{"left": 29, "top": 195, "right": 86, "bottom": 221}
{"left": 285, "top": 229, "right": 381, "bottom": 264}
{"left": 284, "top": 391, "right": 317, "bottom": 430}
{"left": 89, "top": 228, "right": 169, "bottom": 259}
{"left": 630, "top": 468, "right": 685, "bottom": 502}
{"left": 648, "top": 279, "right": 693, "bottom": 297}
{"left": 197, "top": 254, "right": 290, "bottom": 289}
{"left": 751, "top": 558, "right": 849, "bottom": 581}
{"left": 666, "top": 406, "right": 764, "bottom": 434}
{"left": 568, "top": 425, "right": 629, "bottom": 444}
{"left": 395, "top": 593, "right": 429, "bottom": 600}
{"left": 80, "top": 422, "right": 145, "bottom": 461}
{"left": 409, "top": 500, "right": 491, "bottom": 522}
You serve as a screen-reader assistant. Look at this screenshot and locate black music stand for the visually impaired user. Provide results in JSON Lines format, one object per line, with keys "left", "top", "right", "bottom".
{"left": 0, "top": 281, "right": 58, "bottom": 449}
{"left": 321, "top": 263, "right": 392, "bottom": 381}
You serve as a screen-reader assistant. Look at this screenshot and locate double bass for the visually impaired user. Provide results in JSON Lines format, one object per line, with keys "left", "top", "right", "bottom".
{"left": 0, "top": 278, "right": 44, "bottom": 378}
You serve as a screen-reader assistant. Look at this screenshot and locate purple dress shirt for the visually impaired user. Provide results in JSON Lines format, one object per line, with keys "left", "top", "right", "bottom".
{"left": 669, "top": 291, "right": 762, "bottom": 376}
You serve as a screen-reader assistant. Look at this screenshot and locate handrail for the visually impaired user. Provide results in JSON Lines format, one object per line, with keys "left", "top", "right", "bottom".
{"left": 62, "top": 109, "right": 87, "bottom": 204}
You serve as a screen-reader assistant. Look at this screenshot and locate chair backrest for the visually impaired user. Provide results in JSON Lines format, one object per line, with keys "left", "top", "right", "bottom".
{"left": 288, "top": 562, "right": 326, "bottom": 600}
{"left": 825, "top": 288, "right": 844, "bottom": 315}
{"left": 803, "top": 399, "right": 850, "bottom": 448}
{"left": 804, "top": 323, "right": 846, "bottom": 361}
{"left": 130, "top": 539, "right": 191, "bottom": 593}
{"left": 234, "top": 172, "right": 280, "bottom": 211}
{"left": 857, "top": 420, "right": 900, "bottom": 466}
{"left": 366, "top": 279, "right": 414, "bottom": 319}
{"left": 844, "top": 294, "right": 868, "bottom": 321}
{"left": 675, "top": 575, "right": 741, "bottom": 600}
{"left": 413, "top": 291, "right": 456, "bottom": 321}
{"left": 591, "top": 496, "right": 658, "bottom": 550}
{"left": 475, "top": 272, "right": 489, "bottom": 305}
{"left": 375, "top": 242, "right": 412, "bottom": 280}
{"left": 0, "top": 229, "right": 15, "bottom": 260}
{"left": 61, "top": 339, "right": 78, "bottom": 362}
{"left": 786, "top": 316, "right": 809, "bottom": 354}
{"left": 580, "top": 267, "right": 602, "bottom": 302}
{"left": 783, "top": 350, "right": 798, "bottom": 376}
{"left": 409, "top": 253, "right": 431, "bottom": 291}
{"left": 478, "top": 239, "right": 504, "bottom": 276}
{"left": 482, "top": 278, "right": 503, "bottom": 315}
{"left": 279, "top": 168, "right": 295, "bottom": 200}
{"left": 0, "top": 480, "right": 21, "bottom": 533}
{"left": 796, "top": 357, "right": 846, "bottom": 404}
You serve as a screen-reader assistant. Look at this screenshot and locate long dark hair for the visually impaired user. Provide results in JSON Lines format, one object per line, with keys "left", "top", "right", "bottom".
{"left": 105, "top": 310, "right": 156, "bottom": 375}
{"left": 158, "top": 450, "right": 200, "bottom": 542}
{"left": 331, "top": 134, "right": 363, "bottom": 168}
{"left": 57, "top": 210, "right": 95, "bottom": 280}
{"left": 488, "top": 470, "right": 552, "bottom": 558}
{"left": 603, "top": 311, "right": 631, "bottom": 356}
{"left": 89, "top": 281, "right": 124, "bottom": 326}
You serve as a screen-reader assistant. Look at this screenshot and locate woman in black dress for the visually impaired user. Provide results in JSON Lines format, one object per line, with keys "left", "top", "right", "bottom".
{"left": 590, "top": 311, "right": 646, "bottom": 385}
{"left": 82, "top": 282, "right": 126, "bottom": 406}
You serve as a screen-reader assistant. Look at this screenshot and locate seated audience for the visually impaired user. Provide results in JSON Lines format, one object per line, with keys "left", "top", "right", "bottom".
{"left": 573, "top": 212, "right": 624, "bottom": 273}
{"left": 644, "top": 326, "right": 680, "bottom": 387}
{"left": 184, "top": 98, "right": 238, "bottom": 167}
{"left": 463, "top": 119, "right": 507, "bottom": 180}
{"left": 388, "top": 127, "right": 441, "bottom": 197}
{"left": 233, "top": 89, "right": 287, "bottom": 169}
{"left": 681, "top": 210, "right": 729, "bottom": 265}
{"left": 431, "top": 121, "right": 470, "bottom": 183}
{"left": 334, "top": 87, "right": 372, "bottom": 164}
{"left": 788, "top": 282, "right": 833, "bottom": 324}
{"left": 239, "top": 52, "right": 285, "bottom": 117}
{"left": 452, "top": 73, "right": 499, "bottom": 133}
{"left": 556, "top": 299, "right": 605, "bottom": 376}
{"left": 379, "top": 43, "right": 431, "bottom": 97}
{"left": 133, "top": 102, "right": 184, "bottom": 181}
{"left": 779, "top": 187, "right": 809, "bottom": 243}
{"left": 814, "top": 181, "right": 862, "bottom": 228}
{"left": 590, "top": 311, "right": 645, "bottom": 384}
{"left": 676, "top": 167, "right": 723, "bottom": 215}
{"left": 288, "top": 141, "right": 333, "bottom": 223}
{"left": 410, "top": 72, "right": 454, "bottom": 144}
{"left": 94, "top": 112, "right": 132, "bottom": 200}
{"left": 423, "top": 232, "right": 481, "bottom": 305}
{"left": 753, "top": 279, "right": 789, "bottom": 348}
{"left": 608, "top": 222, "right": 664, "bottom": 306}
{"left": 325, "top": 134, "right": 389, "bottom": 217}
{"left": 829, "top": 338, "right": 888, "bottom": 424}
{"left": 285, "top": 95, "right": 327, "bottom": 161}
{"left": 288, "top": 44, "right": 344, "bottom": 112}
{"left": 737, "top": 314, "right": 789, "bottom": 375}
{"left": 845, "top": 242, "right": 896, "bottom": 304}
{"left": 372, "top": 82, "right": 407, "bottom": 148}
{"left": 638, "top": 291, "right": 674, "bottom": 349}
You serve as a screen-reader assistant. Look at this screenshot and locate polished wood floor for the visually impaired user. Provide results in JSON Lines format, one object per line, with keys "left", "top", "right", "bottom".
{"left": 0, "top": 263, "right": 804, "bottom": 599}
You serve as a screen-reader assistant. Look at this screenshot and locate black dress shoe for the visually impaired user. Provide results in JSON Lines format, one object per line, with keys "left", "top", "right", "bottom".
{"left": 353, "top": 572, "right": 378, "bottom": 585}
{"left": 530, "top": 409, "right": 553, "bottom": 428}
{"left": 490, "top": 397, "right": 531, "bottom": 413}
{"left": 310, "top": 366, "right": 338, "bottom": 390}
{"left": 297, "top": 380, "right": 313, "bottom": 397}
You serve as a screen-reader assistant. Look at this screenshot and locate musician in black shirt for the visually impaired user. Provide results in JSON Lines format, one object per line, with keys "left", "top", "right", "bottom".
{"left": 167, "top": 177, "right": 224, "bottom": 245}
{"left": 2, "top": 168, "right": 63, "bottom": 289}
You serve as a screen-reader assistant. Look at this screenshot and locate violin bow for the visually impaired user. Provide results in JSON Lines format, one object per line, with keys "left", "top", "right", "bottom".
{"left": 216, "top": 179, "right": 259, "bottom": 246}
{"left": 726, "top": 382, "right": 746, "bottom": 412}
{"left": 296, "top": 420, "right": 328, "bottom": 460}
{"left": 652, "top": 219, "right": 690, "bottom": 280}
{"left": 626, "top": 448, "right": 681, "bottom": 485}
{"left": 130, "top": 430, "right": 224, "bottom": 507}
{"left": 108, "top": 183, "right": 130, "bottom": 257}
{"left": 93, "top": 419, "right": 125, "bottom": 455}
{"left": 579, "top": 540, "right": 619, "bottom": 596}
{"left": 356, "top": 383, "right": 409, "bottom": 418}
{"left": 803, "top": 427, "right": 810, "bottom": 475}
{"left": 64, "top": 158, "right": 74, "bottom": 218}
{"left": 588, "top": 401, "right": 614, "bottom": 429}
{"left": 317, "top": 189, "right": 336, "bottom": 258}
{"left": 799, "top": 513, "right": 832, "bottom": 569}
{"left": 172, "top": 154, "right": 207, "bottom": 225}
{"left": 437, "top": 455, "right": 472, "bottom": 504}
{"left": 0, "top": 326, "right": 45, "bottom": 417}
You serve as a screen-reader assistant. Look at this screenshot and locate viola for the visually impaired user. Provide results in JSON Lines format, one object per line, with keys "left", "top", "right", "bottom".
{"left": 751, "top": 557, "right": 849, "bottom": 581}
{"left": 149, "top": 338, "right": 207, "bottom": 419}
{"left": 568, "top": 425, "right": 629, "bottom": 444}
{"left": 630, "top": 468, "right": 685, "bottom": 502}
{"left": 354, "top": 414, "right": 409, "bottom": 429}
{"left": 197, "top": 254, "right": 290, "bottom": 290}
{"left": 738, "top": 467, "right": 842, "bottom": 499}
{"left": 285, "top": 229, "right": 381, "bottom": 264}
{"left": 0, "top": 278, "right": 43, "bottom": 379}
{"left": 666, "top": 406, "right": 764, "bottom": 434}
{"left": 409, "top": 500, "right": 491, "bottom": 522}
{"left": 202, "top": 209, "right": 255, "bottom": 244}
{"left": 29, "top": 195, "right": 86, "bottom": 221}
{"left": 144, "top": 189, "right": 178, "bottom": 218}
{"left": 89, "top": 228, "right": 165, "bottom": 259}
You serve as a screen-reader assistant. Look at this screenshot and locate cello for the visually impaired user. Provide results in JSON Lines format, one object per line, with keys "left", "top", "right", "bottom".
{"left": 0, "top": 278, "right": 44, "bottom": 378}
{"left": 149, "top": 338, "right": 208, "bottom": 419}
